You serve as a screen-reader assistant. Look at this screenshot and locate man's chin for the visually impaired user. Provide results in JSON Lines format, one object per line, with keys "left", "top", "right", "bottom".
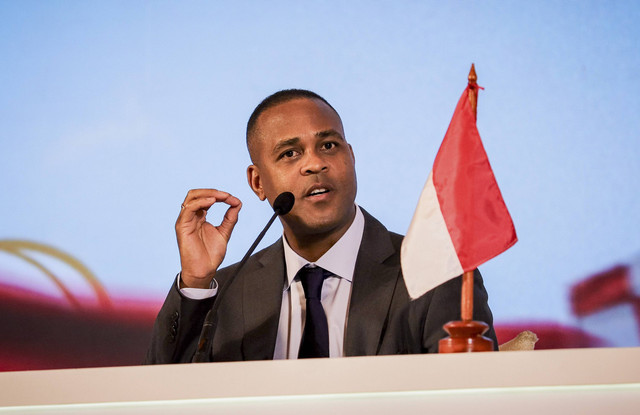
{"left": 284, "top": 212, "right": 354, "bottom": 239}
{"left": 288, "top": 219, "right": 337, "bottom": 236}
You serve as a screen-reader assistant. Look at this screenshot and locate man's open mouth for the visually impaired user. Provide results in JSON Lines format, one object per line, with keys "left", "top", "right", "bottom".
{"left": 307, "top": 188, "right": 330, "bottom": 197}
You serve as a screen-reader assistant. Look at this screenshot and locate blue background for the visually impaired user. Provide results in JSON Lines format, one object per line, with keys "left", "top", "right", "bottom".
{"left": 1, "top": 1, "right": 639, "bottom": 328}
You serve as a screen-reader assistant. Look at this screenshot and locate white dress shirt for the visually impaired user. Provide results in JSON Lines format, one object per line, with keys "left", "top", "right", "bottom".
{"left": 179, "top": 205, "right": 365, "bottom": 359}
{"left": 275, "top": 205, "right": 364, "bottom": 358}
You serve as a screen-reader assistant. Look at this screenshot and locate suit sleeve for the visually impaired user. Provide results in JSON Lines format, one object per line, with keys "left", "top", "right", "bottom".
{"left": 143, "top": 281, "right": 216, "bottom": 364}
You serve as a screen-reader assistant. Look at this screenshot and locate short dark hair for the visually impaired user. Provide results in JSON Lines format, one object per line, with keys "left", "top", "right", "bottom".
{"left": 246, "top": 89, "right": 340, "bottom": 162}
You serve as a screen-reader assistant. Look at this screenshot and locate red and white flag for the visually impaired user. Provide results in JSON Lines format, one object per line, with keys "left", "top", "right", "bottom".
{"left": 401, "top": 85, "right": 517, "bottom": 299}
{"left": 569, "top": 255, "right": 640, "bottom": 346}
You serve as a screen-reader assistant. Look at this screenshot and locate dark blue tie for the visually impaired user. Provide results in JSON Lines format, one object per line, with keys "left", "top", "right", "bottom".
{"left": 297, "top": 266, "right": 330, "bottom": 358}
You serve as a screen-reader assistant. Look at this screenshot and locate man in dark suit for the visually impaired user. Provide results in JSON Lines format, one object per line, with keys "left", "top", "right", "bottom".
{"left": 145, "top": 89, "right": 496, "bottom": 364}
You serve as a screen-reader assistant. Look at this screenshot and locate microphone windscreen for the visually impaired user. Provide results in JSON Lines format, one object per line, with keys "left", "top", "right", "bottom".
{"left": 273, "top": 192, "right": 295, "bottom": 215}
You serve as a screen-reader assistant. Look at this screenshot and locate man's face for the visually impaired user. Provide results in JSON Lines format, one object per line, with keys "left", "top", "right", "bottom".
{"left": 247, "top": 98, "right": 357, "bottom": 241}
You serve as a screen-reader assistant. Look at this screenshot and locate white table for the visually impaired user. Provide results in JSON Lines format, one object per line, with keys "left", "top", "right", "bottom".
{"left": 1, "top": 347, "right": 639, "bottom": 414}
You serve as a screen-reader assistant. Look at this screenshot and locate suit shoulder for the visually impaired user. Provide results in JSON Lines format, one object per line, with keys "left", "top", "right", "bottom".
{"left": 360, "top": 207, "right": 404, "bottom": 243}
{"left": 389, "top": 230, "right": 404, "bottom": 245}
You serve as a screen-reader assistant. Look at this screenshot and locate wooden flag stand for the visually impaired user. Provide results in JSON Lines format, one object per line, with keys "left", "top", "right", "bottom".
{"left": 439, "top": 65, "right": 494, "bottom": 353}
{"left": 439, "top": 269, "right": 494, "bottom": 352}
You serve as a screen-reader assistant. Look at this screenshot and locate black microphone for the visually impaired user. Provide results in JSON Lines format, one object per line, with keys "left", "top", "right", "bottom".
{"left": 192, "top": 191, "right": 295, "bottom": 362}
{"left": 272, "top": 191, "right": 295, "bottom": 215}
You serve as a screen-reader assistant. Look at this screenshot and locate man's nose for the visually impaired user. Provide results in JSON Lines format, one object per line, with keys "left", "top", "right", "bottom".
{"left": 301, "top": 151, "right": 327, "bottom": 175}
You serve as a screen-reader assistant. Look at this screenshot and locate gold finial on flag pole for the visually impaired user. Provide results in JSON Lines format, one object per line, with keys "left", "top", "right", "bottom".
{"left": 468, "top": 63, "right": 478, "bottom": 121}
{"left": 468, "top": 63, "right": 477, "bottom": 83}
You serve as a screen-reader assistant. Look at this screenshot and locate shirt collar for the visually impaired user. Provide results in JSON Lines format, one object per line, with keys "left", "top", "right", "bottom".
{"left": 282, "top": 205, "right": 365, "bottom": 289}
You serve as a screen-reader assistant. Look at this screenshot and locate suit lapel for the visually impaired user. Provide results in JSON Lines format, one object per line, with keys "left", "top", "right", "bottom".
{"left": 344, "top": 210, "right": 401, "bottom": 356}
{"left": 240, "top": 239, "right": 286, "bottom": 360}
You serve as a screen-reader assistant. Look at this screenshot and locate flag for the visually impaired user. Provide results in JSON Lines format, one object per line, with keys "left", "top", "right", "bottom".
{"left": 401, "top": 85, "right": 517, "bottom": 299}
{"left": 569, "top": 255, "right": 640, "bottom": 347}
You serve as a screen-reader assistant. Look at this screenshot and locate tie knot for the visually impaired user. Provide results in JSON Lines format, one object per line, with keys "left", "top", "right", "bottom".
{"left": 298, "top": 266, "right": 326, "bottom": 300}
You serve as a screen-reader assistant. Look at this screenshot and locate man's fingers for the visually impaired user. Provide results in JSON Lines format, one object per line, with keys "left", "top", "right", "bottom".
{"left": 181, "top": 188, "right": 231, "bottom": 207}
{"left": 178, "top": 196, "right": 218, "bottom": 221}
{"left": 178, "top": 190, "right": 240, "bottom": 218}
{"left": 217, "top": 200, "right": 242, "bottom": 240}
{"left": 216, "top": 193, "right": 242, "bottom": 209}
{"left": 176, "top": 189, "right": 242, "bottom": 237}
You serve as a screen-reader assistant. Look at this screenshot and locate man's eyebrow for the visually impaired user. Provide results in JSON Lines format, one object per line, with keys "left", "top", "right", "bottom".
{"left": 271, "top": 130, "right": 345, "bottom": 155}
{"left": 316, "top": 129, "right": 345, "bottom": 141}
{"left": 272, "top": 137, "right": 300, "bottom": 154}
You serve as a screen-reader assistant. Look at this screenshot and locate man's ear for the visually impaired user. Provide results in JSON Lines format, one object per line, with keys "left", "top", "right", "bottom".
{"left": 247, "top": 164, "right": 266, "bottom": 201}
{"left": 348, "top": 143, "right": 355, "bottom": 163}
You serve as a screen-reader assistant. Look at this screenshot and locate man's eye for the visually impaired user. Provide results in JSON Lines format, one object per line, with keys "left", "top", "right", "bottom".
{"left": 280, "top": 150, "right": 296, "bottom": 159}
{"left": 322, "top": 142, "right": 336, "bottom": 150}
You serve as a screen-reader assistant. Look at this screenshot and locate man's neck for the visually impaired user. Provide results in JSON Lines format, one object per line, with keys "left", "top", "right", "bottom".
{"left": 283, "top": 207, "right": 357, "bottom": 262}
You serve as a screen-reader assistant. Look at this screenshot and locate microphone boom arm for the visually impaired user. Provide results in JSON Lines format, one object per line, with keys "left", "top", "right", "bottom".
{"left": 192, "top": 192, "right": 294, "bottom": 362}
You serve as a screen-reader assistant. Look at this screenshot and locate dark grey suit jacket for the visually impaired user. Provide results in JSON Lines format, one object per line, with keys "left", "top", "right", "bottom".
{"left": 145, "top": 209, "right": 497, "bottom": 364}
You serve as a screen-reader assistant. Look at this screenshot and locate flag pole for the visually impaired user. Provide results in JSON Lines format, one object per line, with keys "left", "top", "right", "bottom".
{"left": 438, "top": 64, "right": 494, "bottom": 353}
{"left": 461, "top": 64, "right": 478, "bottom": 322}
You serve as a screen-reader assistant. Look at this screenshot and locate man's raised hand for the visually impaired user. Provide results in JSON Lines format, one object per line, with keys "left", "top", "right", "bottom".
{"left": 175, "top": 189, "right": 242, "bottom": 288}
